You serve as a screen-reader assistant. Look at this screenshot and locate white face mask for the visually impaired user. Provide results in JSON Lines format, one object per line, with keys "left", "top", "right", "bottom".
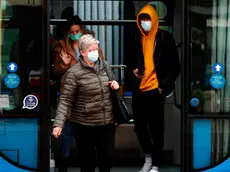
{"left": 88, "top": 50, "right": 99, "bottom": 62}
{"left": 141, "top": 21, "right": 151, "bottom": 32}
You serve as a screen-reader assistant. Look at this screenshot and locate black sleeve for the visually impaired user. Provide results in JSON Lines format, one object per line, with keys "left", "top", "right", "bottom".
{"left": 128, "top": 25, "right": 142, "bottom": 71}
{"left": 165, "top": 31, "right": 181, "bottom": 83}
{"left": 158, "top": 31, "right": 181, "bottom": 95}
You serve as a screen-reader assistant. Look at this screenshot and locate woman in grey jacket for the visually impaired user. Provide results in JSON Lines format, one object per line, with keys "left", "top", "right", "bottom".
{"left": 53, "top": 34, "right": 119, "bottom": 172}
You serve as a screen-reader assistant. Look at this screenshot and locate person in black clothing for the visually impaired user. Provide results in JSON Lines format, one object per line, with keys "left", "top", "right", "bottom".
{"left": 130, "top": 4, "right": 181, "bottom": 172}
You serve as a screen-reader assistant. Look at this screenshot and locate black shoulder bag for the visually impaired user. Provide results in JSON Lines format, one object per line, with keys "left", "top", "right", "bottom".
{"left": 102, "top": 61, "right": 133, "bottom": 125}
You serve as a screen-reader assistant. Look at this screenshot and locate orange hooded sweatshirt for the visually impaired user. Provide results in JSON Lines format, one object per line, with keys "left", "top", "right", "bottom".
{"left": 137, "top": 4, "right": 159, "bottom": 91}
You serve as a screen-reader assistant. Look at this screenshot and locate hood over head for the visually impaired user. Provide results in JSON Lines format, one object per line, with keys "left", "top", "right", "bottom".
{"left": 137, "top": 4, "right": 159, "bottom": 38}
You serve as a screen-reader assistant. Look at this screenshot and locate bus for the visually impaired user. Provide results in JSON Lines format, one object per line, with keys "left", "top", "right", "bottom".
{"left": 0, "top": 0, "right": 230, "bottom": 171}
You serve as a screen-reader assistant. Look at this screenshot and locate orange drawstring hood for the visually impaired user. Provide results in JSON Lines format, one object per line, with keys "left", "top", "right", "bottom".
{"left": 137, "top": 4, "right": 159, "bottom": 91}
{"left": 137, "top": 4, "right": 159, "bottom": 39}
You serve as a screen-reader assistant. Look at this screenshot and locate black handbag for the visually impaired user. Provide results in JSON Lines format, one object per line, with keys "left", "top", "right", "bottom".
{"left": 102, "top": 61, "right": 132, "bottom": 125}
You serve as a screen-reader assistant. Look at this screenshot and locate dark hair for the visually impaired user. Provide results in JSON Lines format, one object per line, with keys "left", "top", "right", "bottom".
{"left": 139, "top": 13, "right": 151, "bottom": 20}
{"left": 61, "top": 7, "right": 74, "bottom": 19}
{"left": 66, "top": 15, "right": 83, "bottom": 29}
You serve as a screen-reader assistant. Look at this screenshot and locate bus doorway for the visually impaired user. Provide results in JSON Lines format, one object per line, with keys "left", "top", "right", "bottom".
{"left": 50, "top": 0, "right": 183, "bottom": 172}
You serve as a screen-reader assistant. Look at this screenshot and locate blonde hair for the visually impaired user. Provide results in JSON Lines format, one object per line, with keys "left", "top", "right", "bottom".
{"left": 78, "top": 34, "right": 99, "bottom": 50}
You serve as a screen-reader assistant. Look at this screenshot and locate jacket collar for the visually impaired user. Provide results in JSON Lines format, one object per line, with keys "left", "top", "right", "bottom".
{"left": 79, "top": 56, "right": 102, "bottom": 73}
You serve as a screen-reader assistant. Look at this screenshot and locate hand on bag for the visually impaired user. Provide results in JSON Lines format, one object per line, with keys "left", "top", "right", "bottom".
{"left": 133, "top": 69, "right": 145, "bottom": 79}
{"left": 109, "top": 80, "right": 120, "bottom": 90}
{"left": 60, "top": 49, "right": 71, "bottom": 65}
{"left": 52, "top": 127, "right": 62, "bottom": 138}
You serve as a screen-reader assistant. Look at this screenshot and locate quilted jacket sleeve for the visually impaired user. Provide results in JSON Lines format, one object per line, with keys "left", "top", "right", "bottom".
{"left": 53, "top": 71, "right": 77, "bottom": 128}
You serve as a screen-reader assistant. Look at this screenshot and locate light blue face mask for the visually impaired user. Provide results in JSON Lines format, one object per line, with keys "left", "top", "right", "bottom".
{"left": 88, "top": 50, "right": 99, "bottom": 62}
{"left": 141, "top": 21, "right": 151, "bottom": 32}
{"left": 69, "top": 32, "right": 82, "bottom": 41}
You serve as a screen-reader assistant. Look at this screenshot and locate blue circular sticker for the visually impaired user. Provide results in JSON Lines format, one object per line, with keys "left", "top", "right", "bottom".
{"left": 190, "top": 98, "right": 200, "bottom": 107}
{"left": 210, "top": 74, "right": 226, "bottom": 89}
{"left": 212, "top": 63, "right": 223, "bottom": 73}
{"left": 4, "top": 73, "right": 20, "bottom": 88}
{"left": 7, "top": 62, "right": 18, "bottom": 73}
{"left": 22, "top": 95, "right": 38, "bottom": 110}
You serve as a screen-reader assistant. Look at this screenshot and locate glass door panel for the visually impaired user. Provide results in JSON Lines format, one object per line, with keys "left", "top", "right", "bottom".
{"left": 0, "top": 0, "right": 49, "bottom": 171}
{"left": 192, "top": 119, "right": 230, "bottom": 171}
{"left": 190, "top": 0, "right": 230, "bottom": 115}
{"left": 188, "top": 0, "right": 230, "bottom": 171}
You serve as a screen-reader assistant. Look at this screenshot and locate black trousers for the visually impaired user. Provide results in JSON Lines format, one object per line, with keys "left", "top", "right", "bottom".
{"left": 132, "top": 88, "right": 165, "bottom": 167}
{"left": 71, "top": 122, "right": 116, "bottom": 172}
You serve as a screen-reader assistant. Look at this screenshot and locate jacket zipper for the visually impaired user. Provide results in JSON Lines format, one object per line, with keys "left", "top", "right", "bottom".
{"left": 96, "top": 73, "right": 106, "bottom": 125}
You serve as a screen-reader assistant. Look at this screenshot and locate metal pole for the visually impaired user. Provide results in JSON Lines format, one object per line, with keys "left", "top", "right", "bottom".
{"left": 181, "top": 0, "right": 189, "bottom": 171}
{"left": 110, "top": 65, "right": 127, "bottom": 97}
{"left": 110, "top": 65, "right": 127, "bottom": 83}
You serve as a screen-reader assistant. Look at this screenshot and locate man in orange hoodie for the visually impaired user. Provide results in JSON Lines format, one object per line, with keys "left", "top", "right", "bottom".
{"left": 131, "top": 4, "right": 181, "bottom": 172}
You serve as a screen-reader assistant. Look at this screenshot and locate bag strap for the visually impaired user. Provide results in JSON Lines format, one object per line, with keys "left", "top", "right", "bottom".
{"left": 102, "top": 60, "right": 121, "bottom": 127}
{"left": 102, "top": 60, "right": 112, "bottom": 81}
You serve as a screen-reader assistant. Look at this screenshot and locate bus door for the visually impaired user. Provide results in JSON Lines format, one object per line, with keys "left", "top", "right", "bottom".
{"left": 0, "top": 0, "right": 50, "bottom": 171}
{"left": 182, "top": 0, "right": 230, "bottom": 171}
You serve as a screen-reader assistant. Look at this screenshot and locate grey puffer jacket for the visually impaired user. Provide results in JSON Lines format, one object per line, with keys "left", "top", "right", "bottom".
{"left": 53, "top": 57, "right": 115, "bottom": 128}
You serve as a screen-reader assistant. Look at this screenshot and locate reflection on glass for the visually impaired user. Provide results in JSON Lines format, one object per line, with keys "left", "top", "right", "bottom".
{"left": 0, "top": 3, "right": 44, "bottom": 114}
{"left": 193, "top": 119, "right": 230, "bottom": 169}
{"left": 211, "top": 120, "right": 230, "bottom": 163}
{"left": 0, "top": 1, "right": 43, "bottom": 170}
{"left": 1, "top": 0, "right": 13, "bottom": 20}
{"left": 190, "top": 1, "right": 230, "bottom": 170}
{"left": 190, "top": 0, "right": 230, "bottom": 114}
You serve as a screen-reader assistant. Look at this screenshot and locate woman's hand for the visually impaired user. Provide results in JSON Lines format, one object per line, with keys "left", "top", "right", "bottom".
{"left": 109, "top": 80, "right": 120, "bottom": 90}
{"left": 59, "top": 49, "right": 71, "bottom": 65}
{"left": 52, "top": 127, "right": 62, "bottom": 138}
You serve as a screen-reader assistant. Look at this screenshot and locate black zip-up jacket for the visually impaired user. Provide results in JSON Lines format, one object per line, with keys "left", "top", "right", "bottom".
{"left": 130, "top": 29, "right": 181, "bottom": 96}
